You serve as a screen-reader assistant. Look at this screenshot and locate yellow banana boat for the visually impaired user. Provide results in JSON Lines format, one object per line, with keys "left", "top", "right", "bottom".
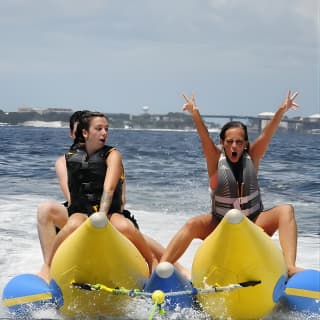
{"left": 192, "top": 209, "right": 287, "bottom": 320}
{"left": 3, "top": 209, "right": 318, "bottom": 318}
{"left": 49, "top": 211, "right": 149, "bottom": 317}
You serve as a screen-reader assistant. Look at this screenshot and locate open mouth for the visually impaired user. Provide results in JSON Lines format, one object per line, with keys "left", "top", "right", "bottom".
{"left": 231, "top": 151, "right": 237, "bottom": 158}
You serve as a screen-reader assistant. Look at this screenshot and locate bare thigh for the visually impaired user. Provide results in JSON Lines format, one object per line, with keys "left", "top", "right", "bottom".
{"left": 64, "top": 213, "right": 88, "bottom": 232}
{"left": 188, "top": 213, "right": 220, "bottom": 240}
{"left": 254, "top": 204, "right": 293, "bottom": 236}
{"left": 108, "top": 212, "right": 135, "bottom": 233}
{"left": 38, "top": 201, "right": 69, "bottom": 229}
{"left": 53, "top": 204, "right": 69, "bottom": 229}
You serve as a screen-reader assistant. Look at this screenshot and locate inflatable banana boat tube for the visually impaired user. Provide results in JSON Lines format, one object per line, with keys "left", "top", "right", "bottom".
{"left": 50, "top": 211, "right": 149, "bottom": 317}
{"left": 2, "top": 209, "right": 320, "bottom": 318}
{"left": 3, "top": 211, "right": 149, "bottom": 318}
{"left": 192, "top": 209, "right": 287, "bottom": 320}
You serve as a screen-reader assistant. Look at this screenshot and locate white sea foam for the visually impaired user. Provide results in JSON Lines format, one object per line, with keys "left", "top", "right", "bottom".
{"left": 22, "top": 121, "right": 68, "bottom": 128}
{"left": 1, "top": 198, "right": 319, "bottom": 319}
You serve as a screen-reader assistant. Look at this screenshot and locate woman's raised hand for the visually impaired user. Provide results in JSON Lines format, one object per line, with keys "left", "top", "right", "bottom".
{"left": 182, "top": 93, "right": 198, "bottom": 114}
{"left": 283, "top": 90, "right": 299, "bottom": 111}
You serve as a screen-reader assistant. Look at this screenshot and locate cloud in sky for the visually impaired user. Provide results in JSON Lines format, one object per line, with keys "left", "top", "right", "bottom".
{"left": 0, "top": 0, "right": 318, "bottom": 116}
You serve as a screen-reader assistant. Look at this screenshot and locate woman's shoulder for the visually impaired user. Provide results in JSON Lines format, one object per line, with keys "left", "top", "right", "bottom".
{"left": 103, "top": 145, "right": 122, "bottom": 159}
{"left": 103, "top": 145, "right": 119, "bottom": 154}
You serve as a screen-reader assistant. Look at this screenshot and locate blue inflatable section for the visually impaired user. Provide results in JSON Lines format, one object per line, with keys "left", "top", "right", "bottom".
{"left": 144, "top": 262, "right": 194, "bottom": 310}
{"left": 49, "top": 279, "right": 64, "bottom": 308}
{"left": 2, "top": 274, "right": 55, "bottom": 316}
{"left": 283, "top": 269, "right": 320, "bottom": 314}
{"left": 2, "top": 268, "right": 319, "bottom": 316}
{"left": 273, "top": 275, "right": 287, "bottom": 303}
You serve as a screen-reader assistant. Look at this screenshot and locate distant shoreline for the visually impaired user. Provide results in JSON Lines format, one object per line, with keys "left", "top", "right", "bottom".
{"left": 1, "top": 109, "right": 319, "bottom": 133}
{"left": 1, "top": 121, "right": 320, "bottom": 135}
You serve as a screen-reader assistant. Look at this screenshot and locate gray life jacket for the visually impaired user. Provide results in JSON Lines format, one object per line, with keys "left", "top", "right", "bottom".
{"left": 211, "top": 150, "right": 263, "bottom": 220}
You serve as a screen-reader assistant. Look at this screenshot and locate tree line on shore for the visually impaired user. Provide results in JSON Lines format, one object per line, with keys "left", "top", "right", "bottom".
{"left": 0, "top": 110, "right": 218, "bottom": 130}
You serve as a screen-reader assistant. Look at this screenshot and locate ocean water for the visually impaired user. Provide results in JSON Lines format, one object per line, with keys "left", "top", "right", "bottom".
{"left": 0, "top": 126, "right": 319, "bottom": 319}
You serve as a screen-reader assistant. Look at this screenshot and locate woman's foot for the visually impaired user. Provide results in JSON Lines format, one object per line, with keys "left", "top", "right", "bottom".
{"left": 37, "top": 263, "right": 50, "bottom": 283}
{"left": 288, "top": 265, "right": 304, "bottom": 278}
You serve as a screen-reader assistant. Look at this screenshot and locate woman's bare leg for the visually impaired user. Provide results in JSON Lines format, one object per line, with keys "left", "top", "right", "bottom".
{"left": 37, "top": 201, "right": 69, "bottom": 262}
{"left": 38, "top": 213, "right": 87, "bottom": 282}
{"left": 160, "top": 213, "right": 219, "bottom": 279}
{"left": 109, "top": 213, "right": 156, "bottom": 274}
{"left": 255, "top": 204, "right": 303, "bottom": 277}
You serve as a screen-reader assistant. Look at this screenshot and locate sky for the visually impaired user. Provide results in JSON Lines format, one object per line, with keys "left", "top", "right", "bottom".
{"left": 0, "top": 0, "right": 319, "bottom": 117}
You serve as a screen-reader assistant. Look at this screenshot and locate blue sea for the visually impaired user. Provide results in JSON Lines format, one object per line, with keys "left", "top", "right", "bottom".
{"left": 0, "top": 125, "right": 319, "bottom": 319}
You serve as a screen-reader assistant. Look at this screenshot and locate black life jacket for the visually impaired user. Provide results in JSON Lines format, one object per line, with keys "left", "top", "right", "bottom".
{"left": 66, "top": 144, "right": 124, "bottom": 216}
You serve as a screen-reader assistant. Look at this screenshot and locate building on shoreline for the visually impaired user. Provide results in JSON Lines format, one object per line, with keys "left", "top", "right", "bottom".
{"left": 254, "top": 112, "right": 320, "bottom": 134}
{"left": 17, "top": 107, "right": 73, "bottom": 114}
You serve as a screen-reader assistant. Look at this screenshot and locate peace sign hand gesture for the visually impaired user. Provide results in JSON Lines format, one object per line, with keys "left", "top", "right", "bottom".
{"left": 283, "top": 90, "right": 299, "bottom": 112}
{"left": 182, "top": 93, "right": 198, "bottom": 114}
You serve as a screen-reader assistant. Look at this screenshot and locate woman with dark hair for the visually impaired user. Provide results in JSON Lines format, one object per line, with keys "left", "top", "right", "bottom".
{"left": 160, "top": 91, "right": 302, "bottom": 278}
{"left": 37, "top": 110, "right": 89, "bottom": 269}
{"left": 38, "top": 111, "right": 156, "bottom": 282}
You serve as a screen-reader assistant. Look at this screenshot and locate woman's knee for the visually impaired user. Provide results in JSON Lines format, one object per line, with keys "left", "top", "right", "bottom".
{"left": 185, "top": 217, "right": 198, "bottom": 230}
{"left": 37, "top": 201, "right": 67, "bottom": 224}
{"left": 183, "top": 216, "right": 207, "bottom": 238}
{"left": 37, "top": 201, "right": 56, "bottom": 222}
{"left": 110, "top": 215, "right": 134, "bottom": 235}
{"left": 66, "top": 214, "right": 86, "bottom": 232}
{"left": 280, "top": 204, "right": 295, "bottom": 221}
